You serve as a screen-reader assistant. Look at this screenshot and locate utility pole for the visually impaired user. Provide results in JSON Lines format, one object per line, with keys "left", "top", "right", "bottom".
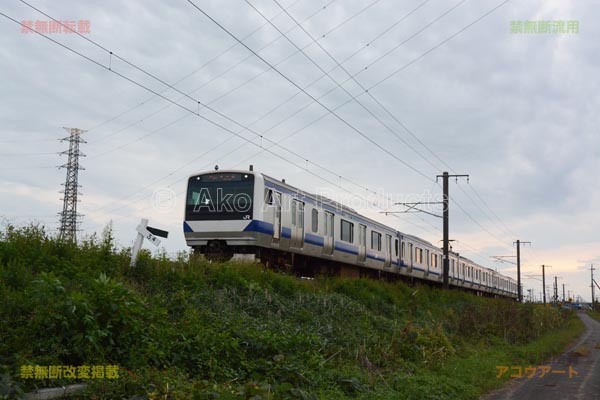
{"left": 562, "top": 283, "right": 566, "bottom": 303}
{"left": 554, "top": 276, "right": 558, "bottom": 304}
{"left": 513, "top": 239, "right": 531, "bottom": 302}
{"left": 592, "top": 264, "right": 596, "bottom": 310}
{"left": 58, "top": 127, "right": 86, "bottom": 242}
{"left": 513, "top": 240, "right": 531, "bottom": 302}
{"left": 541, "top": 265, "right": 551, "bottom": 305}
{"left": 437, "top": 172, "right": 469, "bottom": 289}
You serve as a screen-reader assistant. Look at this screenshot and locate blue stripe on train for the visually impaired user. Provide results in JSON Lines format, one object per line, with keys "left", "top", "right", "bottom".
{"left": 190, "top": 220, "right": 436, "bottom": 272}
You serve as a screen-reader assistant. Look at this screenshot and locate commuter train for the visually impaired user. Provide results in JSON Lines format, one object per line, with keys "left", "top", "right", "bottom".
{"left": 183, "top": 169, "right": 518, "bottom": 298}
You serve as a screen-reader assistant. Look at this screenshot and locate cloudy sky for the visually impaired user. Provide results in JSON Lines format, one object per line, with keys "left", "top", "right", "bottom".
{"left": 1, "top": 0, "right": 598, "bottom": 302}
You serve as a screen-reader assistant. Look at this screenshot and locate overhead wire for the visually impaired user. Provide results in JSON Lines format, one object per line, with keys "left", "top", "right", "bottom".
{"left": 84, "top": 0, "right": 323, "bottom": 146}
{"left": 81, "top": 0, "right": 406, "bottom": 215}
{"left": 246, "top": 0, "right": 513, "bottom": 251}
{"left": 88, "top": 0, "right": 502, "bottom": 244}
{"left": 4, "top": 1, "right": 512, "bottom": 254}
{"left": 186, "top": 0, "right": 436, "bottom": 182}
{"left": 79, "top": 0, "right": 437, "bottom": 215}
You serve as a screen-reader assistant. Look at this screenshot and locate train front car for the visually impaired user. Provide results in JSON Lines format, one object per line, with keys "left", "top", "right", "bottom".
{"left": 183, "top": 170, "right": 264, "bottom": 260}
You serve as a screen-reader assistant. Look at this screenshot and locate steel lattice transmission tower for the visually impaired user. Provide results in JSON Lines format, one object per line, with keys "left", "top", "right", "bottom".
{"left": 58, "top": 127, "right": 86, "bottom": 242}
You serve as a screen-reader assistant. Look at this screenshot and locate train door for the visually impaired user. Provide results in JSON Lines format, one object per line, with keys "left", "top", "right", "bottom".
{"left": 272, "top": 191, "right": 282, "bottom": 242}
{"left": 357, "top": 224, "right": 366, "bottom": 263}
{"left": 384, "top": 234, "right": 392, "bottom": 268}
{"left": 323, "top": 211, "right": 334, "bottom": 255}
{"left": 291, "top": 199, "right": 304, "bottom": 248}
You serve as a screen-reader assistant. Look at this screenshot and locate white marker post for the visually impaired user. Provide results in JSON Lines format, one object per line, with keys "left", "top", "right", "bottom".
{"left": 130, "top": 218, "right": 169, "bottom": 267}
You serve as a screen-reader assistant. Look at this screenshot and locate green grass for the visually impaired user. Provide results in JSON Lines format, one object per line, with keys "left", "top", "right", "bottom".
{"left": 0, "top": 224, "right": 586, "bottom": 399}
{"left": 588, "top": 309, "right": 600, "bottom": 322}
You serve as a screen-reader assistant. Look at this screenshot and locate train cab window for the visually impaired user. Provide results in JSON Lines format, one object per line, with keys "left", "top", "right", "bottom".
{"left": 340, "top": 219, "right": 354, "bottom": 243}
{"left": 394, "top": 239, "right": 399, "bottom": 257}
{"left": 311, "top": 209, "right": 318, "bottom": 233}
{"left": 371, "top": 231, "right": 381, "bottom": 251}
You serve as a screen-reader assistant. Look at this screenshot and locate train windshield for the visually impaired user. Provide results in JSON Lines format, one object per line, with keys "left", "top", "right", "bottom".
{"left": 185, "top": 173, "right": 254, "bottom": 220}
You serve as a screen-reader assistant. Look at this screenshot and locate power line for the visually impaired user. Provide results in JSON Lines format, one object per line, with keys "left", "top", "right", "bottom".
{"left": 83, "top": 0, "right": 436, "bottom": 210}
{"left": 94, "top": 0, "right": 509, "bottom": 253}
{"left": 87, "top": 0, "right": 430, "bottom": 160}
{"left": 369, "top": 0, "right": 511, "bottom": 91}
{"left": 84, "top": 0, "right": 326, "bottom": 146}
{"left": 5, "top": 4, "right": 509, "bottom": 259}
{"left": 83, "top": 0, "right": 311, "bottom": 136}
{"left": 186, "top": 0, "right": 435, "bottom": 182}
{"left": 0, "top": 151, "right": 58, "bottom": 156}
{"left": 245, "top": 0, "right": 443, "bottom": 174}
{"left": 259, "top": 0, "right": 513, "bottom": 251}
{"left": 0, "top": 138, "right": 57, "bottom": 143}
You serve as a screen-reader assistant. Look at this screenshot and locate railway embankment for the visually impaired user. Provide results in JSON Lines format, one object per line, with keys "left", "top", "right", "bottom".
{"left": 0, "top": 224, "right": 585, "bottom": 399}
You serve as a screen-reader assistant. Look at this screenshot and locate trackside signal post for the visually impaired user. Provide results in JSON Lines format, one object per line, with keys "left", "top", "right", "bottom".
{"left": 437, "top": 172, "right": 469, "bottom": 289}
{"left": 130, "top": 218, "right": 169, "bottom": 267}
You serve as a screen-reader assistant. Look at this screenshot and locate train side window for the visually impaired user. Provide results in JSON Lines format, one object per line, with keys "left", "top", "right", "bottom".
{"left": 311, "top": 209, "right": 318, "bottom": 233}
{"left": 394, "top": 239, "right": 399, "bottom": 257}
{"left": 401, "top": 242, "right": 405, "bottom": 259}
{"left": 340, "top": 219, "right": 354, "bottom": 243}
{"left": 426, "top": 250, "right": 430, "bottom": 267}
{"left": 371, "top": 231, "right": 381, "bottom": 251}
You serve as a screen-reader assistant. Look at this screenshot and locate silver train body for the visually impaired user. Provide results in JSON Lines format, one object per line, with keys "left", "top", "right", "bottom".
{"left": 183, "top": 170, "right": 518, "bottom": 298}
